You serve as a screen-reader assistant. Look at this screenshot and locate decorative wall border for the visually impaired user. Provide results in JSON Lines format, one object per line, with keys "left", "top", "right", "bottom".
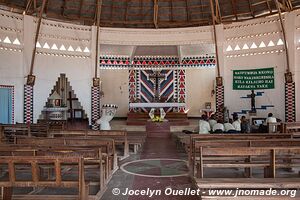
{"left": 91, "top": 86, "right": 101, "bottom": 130}
{"left": 100, "top": 56, "right": 216, "bottom": 69}
{"left": 215, "top": 86, "right": 224, "bottom": 121}
{"left": 285, "top": 82, "right": 296, "bottom": 122}
{"left": 23, "top": 85, "right": 33, "bottom": 124}
{"left": 0, "top": 85, "right": 14, "bottom": 124}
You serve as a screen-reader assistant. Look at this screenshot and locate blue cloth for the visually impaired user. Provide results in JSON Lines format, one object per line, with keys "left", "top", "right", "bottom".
{"left": 0, "top": 88, "right": 12, "bottom": 124}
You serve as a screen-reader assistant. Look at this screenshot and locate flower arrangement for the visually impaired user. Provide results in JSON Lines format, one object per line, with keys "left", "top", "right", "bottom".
{"left": 151, "top": 115, "right": 163, "bottom": 122}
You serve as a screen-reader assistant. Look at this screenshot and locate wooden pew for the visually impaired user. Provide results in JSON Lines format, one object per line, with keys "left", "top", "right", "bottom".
{"left": 191, "top": 139, "right": 300, "bottom": 177}
{"left": 0, "top": 124, "right": 29, "bottom": 142}
{"left": 0, "top": 155, "right": 105, "bottom": 200}
{"left": 194, "top": 146, "right": 300, "bottom": 199}
{"left": 49, "top": 130, "right": 147, "bottom": 156}
{"left": 187, "top": 133, "right": 294, "bottom": 169}
{"left": 281, "top": 122, "right": 300, "bottom": 133}
{"left": 37, "top": 119, "right": 66, "bottom": 132}
{"left": 0, "top": 145, "right": 107, "bottom": 189}
{"left": 14, "top": 137, "right": 118, "bottom": 178}
{"left": 49, "top": 130, "right": 130, "bottom": 159}
{"left": 30, "top": 123, "right": 49, "bottom": 137}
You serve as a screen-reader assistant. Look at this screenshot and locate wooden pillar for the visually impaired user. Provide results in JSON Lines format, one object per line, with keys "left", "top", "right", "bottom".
{"left": 26, "top": 0, "right": 48, "bottom": 86}
{"left": 209, "top": 0, "right": 224, "bottom": 120}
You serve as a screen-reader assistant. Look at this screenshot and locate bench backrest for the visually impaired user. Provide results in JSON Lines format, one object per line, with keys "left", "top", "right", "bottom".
{"left": 15, "top": 137, "right": 115, "bottom": 155}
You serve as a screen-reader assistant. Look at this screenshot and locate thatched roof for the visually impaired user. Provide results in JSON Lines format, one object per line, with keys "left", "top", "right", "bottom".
{"left": 1, "top": 0, "right": 300, "bottom": 28}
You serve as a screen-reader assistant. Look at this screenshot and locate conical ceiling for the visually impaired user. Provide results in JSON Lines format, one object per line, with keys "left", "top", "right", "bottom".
{"left": 1, "top": 0, "right": 300, "bottom": 28}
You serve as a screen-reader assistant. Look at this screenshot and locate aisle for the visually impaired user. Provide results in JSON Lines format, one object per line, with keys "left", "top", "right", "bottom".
{"left": 102, "top": 136, "right": 199, "bottom": 200}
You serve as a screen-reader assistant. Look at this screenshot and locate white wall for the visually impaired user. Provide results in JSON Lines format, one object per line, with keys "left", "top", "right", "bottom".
{"left": 100, "top": 69, "right": 129, "bottom": 117}
{"left": 1, "top": 9, "right": 299, "bottom": 122}
{"left": 221, "top": 10, "right": 300, "bottom": 121}
{"left": 34, "top": 55, "right": 92, "bottom": 122}
{"left": 0, "top": 11, "right": 24, "bottom": 123}
{"left": 186, "top": 68, "right": 216, "bottom": 117}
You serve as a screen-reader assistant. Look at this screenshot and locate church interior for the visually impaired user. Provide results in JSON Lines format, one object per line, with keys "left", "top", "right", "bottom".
{"left": 0, "top": 0, "right": 300, "bottom": 199}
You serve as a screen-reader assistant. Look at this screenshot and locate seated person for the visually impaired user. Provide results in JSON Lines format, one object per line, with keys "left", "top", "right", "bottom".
{"left": 259, "top": 113, "right": 277, "bottom": 133}
{"left": 224, "top": 119, "right": 237, "bottom": 133}
{"left": 199, "top": 115, "right": 211, "bottom": 134}
{"left": 265, "top": 112, "right": 277, "bottom": 132}
{"left": 208, "top": 114, "right": 217, "bottom": 129}
{"left": 212, "top": 119, "right": 224, "bottom": 133}
{"left": 232, "top": 115, "right": 241, "bottom": 133}
{"left": 241, "top": 116, "right": 250, "bottom": 133}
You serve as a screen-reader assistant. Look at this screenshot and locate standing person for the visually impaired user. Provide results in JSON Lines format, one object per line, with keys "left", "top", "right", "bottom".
{"left": 198, "top": 115, "right": 211, "bottom": 134}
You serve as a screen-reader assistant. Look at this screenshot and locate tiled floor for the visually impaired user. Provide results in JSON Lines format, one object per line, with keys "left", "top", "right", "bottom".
{"left": 101, "top": 137, "right": 199, "bottom": 200}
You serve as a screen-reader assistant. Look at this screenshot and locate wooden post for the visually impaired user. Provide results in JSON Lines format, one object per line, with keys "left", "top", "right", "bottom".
{"left": 153, "top": 0, "right": 159, "bottom": 28}
{"left": 98, "top": 149, "right": 104, "bottom": 190}
{"left": 27, "top": 0, "right": 48, "bottom": 86}
{"left": 93, "top": 0, "right": 102, "bottom": 86}
{"left": 79, "top": 157, "right": 88, "bottom": 200}
{"left": 209, "top": 0, "right": 221, "bottom": 78}
{"left": 198, "top": 146, "right": 204, "bottom": 178}
{"left": 55, "top": 160, "right": 62, "bottom": 186}
{"left": 1, "top": 187, "right": 12, "bottom": 200}
{"left": 270, "top": 149, "right": 276, "bottom": 178}
{"left": 274, "top": 0, "right": 291, "bottom": 76}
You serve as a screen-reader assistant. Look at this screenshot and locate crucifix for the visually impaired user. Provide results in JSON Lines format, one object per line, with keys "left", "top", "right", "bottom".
{"left": 148, "top": 70, "right": 166, "bottom": 102}
{"left": 67, "top": 91, "right": 78, "bottom": 120}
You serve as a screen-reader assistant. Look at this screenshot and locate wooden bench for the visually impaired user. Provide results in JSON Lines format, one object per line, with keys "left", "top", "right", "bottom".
{"left": 0, "top": 124, "right": 29, "bottom": 142}
{"left": 0, "top": 155, "right": 105, "bottom": 200}
{"left": 195, "top": 146, "right": 300, "bottom": 178}
{"left": 30, "top": 123, "right": 49, "bottom": 137}
{"left": 187, "top": 134, "right": 294, "bottom": 168}
{"left": 195, "top": 178, "right": 299, "bottom": 199}
{"left": 14, "top": 137, "right": 118, "bottom": 178}
{"left": 191, "top": 139, "right": 300, "bottom": 177}
{"left": 175, "top": 133, "right": 293, "bottom": 152}
{"left": 194, "top": 146, "right": 300, "bottom": 199}
{"left": 127, "top": 132, "right": 147, "bottom": 153}
{"left": 49, "top": 130, "right": 130, "bottom": 159}
{"left": 37, "top": 119, "right": 67, "bottom": 132}
{"left": 281, "top": 122, "right": 300, "bottom": 133}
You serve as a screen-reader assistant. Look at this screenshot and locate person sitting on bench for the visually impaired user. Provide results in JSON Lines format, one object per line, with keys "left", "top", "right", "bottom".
{"left": 224, "top": 119, "right": 237, "bottom": 133}
{"left": 232, "top": 115, "right": 241, "bottom": 133}
{"left": 199, "top": 114, "right": 211, "bottom": 134}
{"left": 212, "top": 119, "right": 224, "bottom": 133}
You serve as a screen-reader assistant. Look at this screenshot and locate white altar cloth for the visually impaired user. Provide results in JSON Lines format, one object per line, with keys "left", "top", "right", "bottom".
{"left": 129, "top": 102, "right": 186, "bottom": 108}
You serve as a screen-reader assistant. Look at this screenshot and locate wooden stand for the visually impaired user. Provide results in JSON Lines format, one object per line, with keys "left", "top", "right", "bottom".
{"left": 146, "top": 121, "right": 171, "bottom": 138}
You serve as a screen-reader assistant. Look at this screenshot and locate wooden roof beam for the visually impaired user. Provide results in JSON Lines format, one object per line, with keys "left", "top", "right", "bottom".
{"left": 247, "top": 0, "right": 255, "bottom": 17}
{"left": 124, "top": 0, "right": 129, "bottom": 22}
{"left": 153, "top": 0, "right": 159, "bottom": 28}
{"left": 265, "top": 0, "right": 273, "bottom": 14}
{"left": 230, "top": 0, "right": 238, "bottom": 20}
{"left": 185, "top": 0, "right": 190, "bottom": 21}
{"left": 79, "top": 0, "right": 84, "bottom": 18}
{"left": 215, "top": 0, "right": 222, "bottom": 23}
